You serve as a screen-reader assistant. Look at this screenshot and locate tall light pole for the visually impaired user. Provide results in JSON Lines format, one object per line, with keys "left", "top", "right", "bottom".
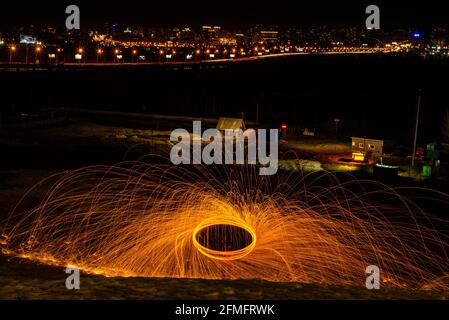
{"left": 97, "top": 48, "right": 103, "bottom": 63}
{"left": 78, "top": 48, "right": 84, "bottom": 63}
{"left": 35, "top": 46, "right": 42, "bottom": 64}
{"left": 132, "top": 49, "right": 137, "bottom": 63}
{"left": 334, "top": 118, "right": 341, "bottom": 137}
{"left": 411, "top": 89, "right": 422, "bottom": 167}
{"left": 159, "top": 49, "right": 164, "bottom": 62}
{"left": 9, "top": 45, "right": 16, "bottom": 64}
{"left": 56, "top": 48, "right": 62, "bottom": 64}
{"left": 195, "top": 49, "right": 201, "bottom": 61}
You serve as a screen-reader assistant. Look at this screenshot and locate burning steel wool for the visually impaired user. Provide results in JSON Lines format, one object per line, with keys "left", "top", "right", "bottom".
{"left": 1, "top": 162, "right": 449, "bottom": 291}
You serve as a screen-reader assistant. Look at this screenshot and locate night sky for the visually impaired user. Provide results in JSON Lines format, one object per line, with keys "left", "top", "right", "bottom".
{"left": 0, "top": 0, "right": 448, "bottom": 30}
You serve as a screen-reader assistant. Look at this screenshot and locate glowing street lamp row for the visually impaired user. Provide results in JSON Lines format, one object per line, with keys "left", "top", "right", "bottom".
{"left": 9, "top": 45, "right": 42, "bottom": 52}
{"left": 4, "top": 44, "right": 288, "bottom": 64}
{"left": 8, "top": 46, "right": 251, "bottom": 56}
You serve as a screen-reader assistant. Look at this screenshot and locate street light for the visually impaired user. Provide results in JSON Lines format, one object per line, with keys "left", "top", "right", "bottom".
{"left": 114, "top": 48, "right": 120, "bottom": 63}
{"left": 97, "top": 48, "right": 103, "bottom": 63}
{"left": 159, "top": 49, "right": 164, "bottom": 62}
{"left": 77, "top": 48, "right": 85, "bottom": 63}
{"left": 9, "top": 45, "right": 16, "bottom": 64}
{"left": 35, "top": 46, "right": 42, "bottom": 64}
{"left": 132, "top": 49, "right": 137, "bottom": 62}
{"left": 56, "top": 48, "right": 63, "bottom": 64}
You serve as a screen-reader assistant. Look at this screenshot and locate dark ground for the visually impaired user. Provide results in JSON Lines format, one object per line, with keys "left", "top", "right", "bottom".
{"left": 1, "top": 254, "right": 448, "bottom": 300}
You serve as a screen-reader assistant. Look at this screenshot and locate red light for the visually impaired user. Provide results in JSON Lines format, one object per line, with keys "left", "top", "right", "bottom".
{"left": 281, "top": 124, "right": 288, "bottom": 129}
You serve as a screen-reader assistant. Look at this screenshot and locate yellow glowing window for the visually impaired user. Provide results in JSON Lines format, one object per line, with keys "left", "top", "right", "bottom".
{"left": 353, "top": 152, "right": 365, "bottom": 161}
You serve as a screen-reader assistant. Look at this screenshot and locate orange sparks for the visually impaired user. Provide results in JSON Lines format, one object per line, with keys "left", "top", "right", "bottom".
{"left": 1, "top": 163, "right": 449, "bottom": 291}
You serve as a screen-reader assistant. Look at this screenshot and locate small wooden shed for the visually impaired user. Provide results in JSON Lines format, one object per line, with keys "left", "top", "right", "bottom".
{"left": 352, "top": 137, "right": 384, "bottom": 162}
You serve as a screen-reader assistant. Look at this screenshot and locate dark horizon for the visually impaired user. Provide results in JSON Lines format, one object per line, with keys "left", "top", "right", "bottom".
{"left": 1, "top": 1, "right": 448, "bottom": 31}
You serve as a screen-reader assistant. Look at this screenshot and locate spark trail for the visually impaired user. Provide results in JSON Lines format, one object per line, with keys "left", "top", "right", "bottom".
{"left": 1, "top": 162, "right": 448, "bottom": 290}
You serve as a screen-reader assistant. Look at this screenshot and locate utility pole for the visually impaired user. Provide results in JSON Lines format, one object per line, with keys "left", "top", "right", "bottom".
{"left": 334, "top": 118, "right": 341, "bottom": 138}
{"left": 411, "top": 89, "right": 422, "bottom": 167}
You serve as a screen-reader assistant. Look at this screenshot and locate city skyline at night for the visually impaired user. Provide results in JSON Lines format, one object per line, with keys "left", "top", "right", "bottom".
{"left": 0, "top": 23, "right": 448, "bottom": 66}
{"left": 2, "top": 1, "right": 449, "bottom": 66}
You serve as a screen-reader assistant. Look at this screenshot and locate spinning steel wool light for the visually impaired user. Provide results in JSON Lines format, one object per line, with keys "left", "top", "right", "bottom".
{"left": 1, "top": 162, "right": 449, "bottom": 290}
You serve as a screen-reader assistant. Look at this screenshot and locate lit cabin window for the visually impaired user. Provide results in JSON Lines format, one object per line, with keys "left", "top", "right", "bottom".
{"left": 359, "top": 143, "right": 364, "bottom": 148}
{"left": 369, "top": 144, "right": 375, "bottom": 149}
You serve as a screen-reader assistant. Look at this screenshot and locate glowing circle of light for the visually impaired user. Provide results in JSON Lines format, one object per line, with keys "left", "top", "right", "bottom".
{"left": 192, "top": 218, "right": 257, "bottom": 261}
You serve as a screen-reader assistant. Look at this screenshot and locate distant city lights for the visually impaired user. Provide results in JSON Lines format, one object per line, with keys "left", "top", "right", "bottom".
{"left": 1, "top": 23, "right": 448, "bottom": 65}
